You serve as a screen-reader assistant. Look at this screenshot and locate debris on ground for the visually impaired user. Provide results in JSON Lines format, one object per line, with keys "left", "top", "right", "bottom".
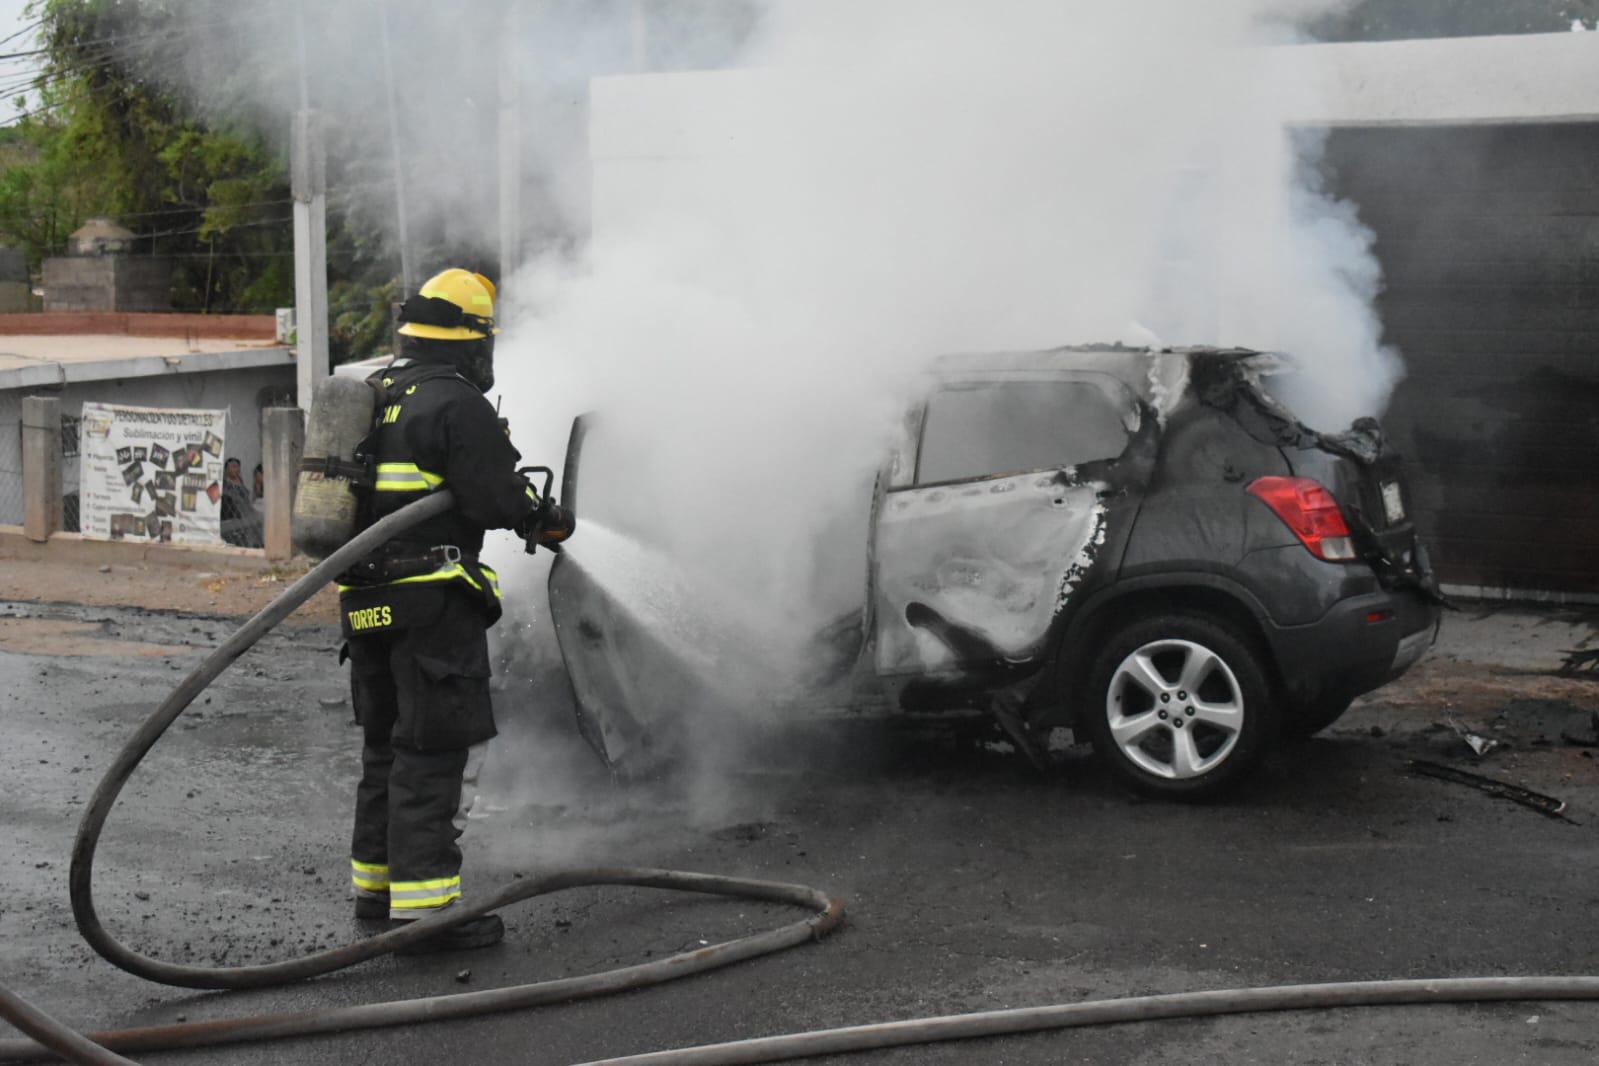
{"left": 1560, "top": 711, "right": 1599, "bottom": 749}
{"left": 1556, "top": 647, "right": 1599, "bottom": 679}
{"left": 1489, "top": 699, "right": 1598, "bottom": 749}
{"left": 1408, "top": 759, "right": 1572, "bottom": 822}
{"left": 1444, "top": 714, "right": 1499, "bottom": 758}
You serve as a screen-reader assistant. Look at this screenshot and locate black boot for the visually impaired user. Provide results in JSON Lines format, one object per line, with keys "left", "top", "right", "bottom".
{"left": 393, "top": 913, "right": 505, "bottom": 955}
{"left": 355, "top": 895, "right": 390, "bottom": 921}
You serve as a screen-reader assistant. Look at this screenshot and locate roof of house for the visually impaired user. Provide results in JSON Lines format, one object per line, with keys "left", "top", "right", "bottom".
{"left": 0, "top": 311, "right": 292, "bottom": 390}
{"left": 0, "top": 341, "right": 294, "bottom": 390}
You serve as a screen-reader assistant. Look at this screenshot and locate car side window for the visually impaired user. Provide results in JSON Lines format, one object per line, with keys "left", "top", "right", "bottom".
{"left": 916, "top": 380, "right": 1132, "bottom": 486}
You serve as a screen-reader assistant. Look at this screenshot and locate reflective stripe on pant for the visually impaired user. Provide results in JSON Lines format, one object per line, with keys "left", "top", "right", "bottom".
{"left": 351, "top": 858, "right": 389, "bottom": 899}
{"left": 390, "top": 874, "right": 462, "bottom": 912}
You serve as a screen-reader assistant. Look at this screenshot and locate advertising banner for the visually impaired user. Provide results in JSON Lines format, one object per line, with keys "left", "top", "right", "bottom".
{"left": 78, "top": 402, "right": 226, "bottom": 545}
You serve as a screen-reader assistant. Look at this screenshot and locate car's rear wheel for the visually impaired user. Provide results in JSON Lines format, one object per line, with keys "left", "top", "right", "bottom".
{"left": 1084, "top": 614, "right": 1277, "bottom": 799}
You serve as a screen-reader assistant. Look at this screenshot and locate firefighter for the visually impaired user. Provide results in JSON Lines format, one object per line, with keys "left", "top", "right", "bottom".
{"left": 338, "top": 267, "right": 574, "bottom": 953}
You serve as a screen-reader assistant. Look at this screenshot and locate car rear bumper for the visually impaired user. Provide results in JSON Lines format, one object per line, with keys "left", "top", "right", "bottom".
{"left": 1261, "top": 585, "right": 1441, "bottom": 710}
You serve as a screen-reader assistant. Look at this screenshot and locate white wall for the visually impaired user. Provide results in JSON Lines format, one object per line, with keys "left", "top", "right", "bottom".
{"left": 0, "top": 364, "right": 295, "bottom": 526}
{"left": 1274, "top": 32, "right": 1599, "bottom": 127}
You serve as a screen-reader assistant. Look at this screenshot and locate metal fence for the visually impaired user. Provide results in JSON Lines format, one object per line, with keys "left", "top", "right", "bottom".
{"left": 0, "top": 411, "right": 22, "bottom": 526}
{"left": 1, "top": 406, "right": 82, "bottom": 530}
{"left": 60, "top": 411, "right": 80, "bottom": 532}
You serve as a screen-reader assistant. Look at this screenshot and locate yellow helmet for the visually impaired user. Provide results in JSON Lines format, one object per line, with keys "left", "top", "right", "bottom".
{"left": 396, "top": 268, "right": 499, "bottom": 341}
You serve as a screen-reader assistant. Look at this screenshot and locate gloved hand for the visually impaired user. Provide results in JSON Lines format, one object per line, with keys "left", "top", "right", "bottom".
{"left": 515, "top": 499, "right": 576, "bottom": 552}
{"left": 534, "top": 501, "right": 576, "bottom": 545}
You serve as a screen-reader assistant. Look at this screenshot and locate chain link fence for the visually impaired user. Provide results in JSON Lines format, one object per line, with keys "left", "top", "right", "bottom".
{"left": 60, "top": 410, "right": 80, "bottom": 532}
{"left": 0, "top": 400, "right": 82, "bottom": 531}
{"left": 0, "top": 395, "right": 26, "bottom": 526}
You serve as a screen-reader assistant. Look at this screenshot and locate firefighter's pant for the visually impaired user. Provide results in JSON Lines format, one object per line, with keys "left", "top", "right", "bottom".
{"left": 345, "top": 591, "right": 497, "bottom": 921}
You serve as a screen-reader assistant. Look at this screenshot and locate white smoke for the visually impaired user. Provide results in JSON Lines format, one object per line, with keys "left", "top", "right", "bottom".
{"left": 495, "top": 0, "right": 1400, "bottom": 626}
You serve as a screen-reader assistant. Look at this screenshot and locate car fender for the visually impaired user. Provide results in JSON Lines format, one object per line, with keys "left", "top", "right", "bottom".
{"left": 1027, "top": 567, "right": 1279, "bottom": 728}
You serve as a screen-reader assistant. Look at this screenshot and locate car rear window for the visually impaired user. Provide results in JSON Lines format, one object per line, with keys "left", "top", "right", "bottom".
{"left": 917, "top": 380, "right": 1131, "bottom": 485}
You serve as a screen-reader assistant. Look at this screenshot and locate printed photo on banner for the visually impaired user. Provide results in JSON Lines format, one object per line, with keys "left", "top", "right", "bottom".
{"left": 78, "top": 402, "right": 227, "bottom": 545}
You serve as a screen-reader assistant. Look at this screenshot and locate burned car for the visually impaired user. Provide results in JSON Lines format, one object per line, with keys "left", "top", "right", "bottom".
{"left": 549, "top": 346, "right": 1442, "bottom": 798}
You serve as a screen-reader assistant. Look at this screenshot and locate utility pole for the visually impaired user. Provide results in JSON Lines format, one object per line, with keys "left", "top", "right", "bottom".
{"left": 291, "top": 0, "right": 330, "bottom": 409}
{"left": 497, "top": 0, "right": 522, "bottom": 287}
{"left": 630, "top": 0, "right": 648, "bottom": 71}
{"left": 380, "top": 5, "right": 415, "bottom": 298}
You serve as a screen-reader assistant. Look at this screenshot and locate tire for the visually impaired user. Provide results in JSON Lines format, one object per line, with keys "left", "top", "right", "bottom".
{"left": 1284, "top": 695, "right": 1355, "bottom": 739}
{"left": 1084, "top": 613, "right": 1278, "bottom": 799}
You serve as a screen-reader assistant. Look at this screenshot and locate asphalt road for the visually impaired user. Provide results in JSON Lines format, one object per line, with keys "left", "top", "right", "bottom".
{"left": 2, "top": 598, "right": 1597, "bottom": 1065}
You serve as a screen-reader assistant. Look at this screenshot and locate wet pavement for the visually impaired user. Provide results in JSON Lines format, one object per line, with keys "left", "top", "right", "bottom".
{"left": 2, "top": 598, "right": 1597, "bottom": 1064}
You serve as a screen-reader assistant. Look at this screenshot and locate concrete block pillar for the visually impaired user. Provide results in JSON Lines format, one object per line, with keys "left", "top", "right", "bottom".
{"left": 263, "top": 406, "right": 305, "bottom": 561}
{"left": 21, "top": 395, "right": 62, "bottom": 543}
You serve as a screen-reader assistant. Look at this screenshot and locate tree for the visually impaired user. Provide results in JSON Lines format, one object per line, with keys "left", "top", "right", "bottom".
{"left": 0, "top": 0, "right": 307, "bottom": 313}
{"left": 0, "top": 0, "right": 402, "bottom": 360}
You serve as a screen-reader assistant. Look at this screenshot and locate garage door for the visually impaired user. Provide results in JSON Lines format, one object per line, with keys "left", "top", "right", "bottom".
{"left": 1324, "top": 124, "right": 1599, "bottom": 597}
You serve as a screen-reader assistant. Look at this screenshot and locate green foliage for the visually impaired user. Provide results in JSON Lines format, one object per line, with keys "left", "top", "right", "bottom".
{"left": 0, "top": 0, "right": 401, "bottom": 358}
{"left": 329, "top": 276, "right": 397, "bottom": 366}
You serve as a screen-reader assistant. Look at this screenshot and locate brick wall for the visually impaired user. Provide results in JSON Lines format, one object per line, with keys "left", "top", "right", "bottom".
{"left": 1324, "top": 123, "right": 1599, "bottom": 596}
{"left": 41, "top": 257, "right": 172, "bottom": 313}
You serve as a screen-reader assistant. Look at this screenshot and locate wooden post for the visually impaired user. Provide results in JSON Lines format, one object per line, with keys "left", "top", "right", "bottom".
{"left": 262, "top": 406, "right": 305, "bottom": 561}
{"left": 21, "top": 395, "right": 62, "bottom": 543}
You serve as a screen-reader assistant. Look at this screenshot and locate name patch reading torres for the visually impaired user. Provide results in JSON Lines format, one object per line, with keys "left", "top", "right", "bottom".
{"left": 347, "top": 606, "right": 393, "bottom": 631}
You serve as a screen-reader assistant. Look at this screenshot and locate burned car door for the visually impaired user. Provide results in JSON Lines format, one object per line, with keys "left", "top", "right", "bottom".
{"left": 545, "top": 414, "right": 703, "bottom": 772}
{"left": 872, "top": 374, "right": 1138, "bottom": 680}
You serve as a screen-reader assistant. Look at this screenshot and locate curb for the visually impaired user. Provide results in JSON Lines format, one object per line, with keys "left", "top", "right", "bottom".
{"left": 0, "top": 526, "right": 309, "bottom": 574}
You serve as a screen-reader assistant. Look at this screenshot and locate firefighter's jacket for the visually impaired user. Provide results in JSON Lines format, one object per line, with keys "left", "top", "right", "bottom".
{"left": 337, "top": 359, "right": 535, "bottom": 636}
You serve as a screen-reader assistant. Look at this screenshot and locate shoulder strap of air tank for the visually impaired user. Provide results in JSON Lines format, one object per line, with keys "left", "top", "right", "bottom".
{"left": 364, "top": 365, "right": 394, "bottom": 409}
{"left": 347, "top": 368, "right": 394, "bottom": 500}
{"left": 379, "top": 362, "right": 472, "bottom": 392}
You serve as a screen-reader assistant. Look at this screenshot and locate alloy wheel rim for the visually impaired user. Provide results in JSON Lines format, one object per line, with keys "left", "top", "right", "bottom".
{"left": 1106, "top": 638, "right": 1244, "bottom": 780}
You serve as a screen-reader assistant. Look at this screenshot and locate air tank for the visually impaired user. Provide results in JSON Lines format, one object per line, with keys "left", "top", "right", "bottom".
{"left": 292, "top": 375, "right": 377, "bottom": 559}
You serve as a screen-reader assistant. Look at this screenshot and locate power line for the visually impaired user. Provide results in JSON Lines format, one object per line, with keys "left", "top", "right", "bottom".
{"left": 154, "top": 249, "right": 298, "bottom": 259}
{"left": 0, "top": 17, "right": 44, "bottom": 52}
{"left": 0, "top": 199, "right": 296, "bottom": 223}
{"left": 2, "top": 97, "right": 67, "bottom": 125}
{"left": 119, "top": 199, "right": 296, "bottom": 221}
{"left": 5, "top": 4, "right": 291, "bottom": 64}
{"left": 0, "top": 5, "right": 294, "bottom": 108}
{"left": 140, "top": 215, "right": 294, "bottom": 240}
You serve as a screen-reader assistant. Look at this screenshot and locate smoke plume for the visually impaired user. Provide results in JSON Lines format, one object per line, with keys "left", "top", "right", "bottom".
{"left": 468, "top": 0, "right": 1406, "bottom": 807}
{"left": 494, "top": 2, "right": 1399, "bottom": 618}
{"left": 159, "top": 0, "right": 1401, "bottom": 808}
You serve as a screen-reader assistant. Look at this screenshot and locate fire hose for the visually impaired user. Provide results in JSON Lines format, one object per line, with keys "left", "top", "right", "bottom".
{"left": 1, "top": 492, "right": 1596, "bottom": 1064}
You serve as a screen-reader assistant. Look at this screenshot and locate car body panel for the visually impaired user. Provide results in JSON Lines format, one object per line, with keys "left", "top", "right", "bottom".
{"left": 873, "top": 469, "right": 1108, "bottom": 677}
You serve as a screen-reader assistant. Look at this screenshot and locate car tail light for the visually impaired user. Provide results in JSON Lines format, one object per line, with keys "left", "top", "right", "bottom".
{"left": 1247, "top": 477, "right": 1357, "bottom": 562}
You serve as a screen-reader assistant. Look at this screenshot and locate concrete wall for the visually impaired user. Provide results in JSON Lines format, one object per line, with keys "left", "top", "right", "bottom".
{"left": 0, "top": 282, "right": 30, "bottom": 314}
{"left": 41, "top": 257, "right": 173, "bottom": 313}
{"left": 0, "top": 363, "right": 295, "bottom": 526}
